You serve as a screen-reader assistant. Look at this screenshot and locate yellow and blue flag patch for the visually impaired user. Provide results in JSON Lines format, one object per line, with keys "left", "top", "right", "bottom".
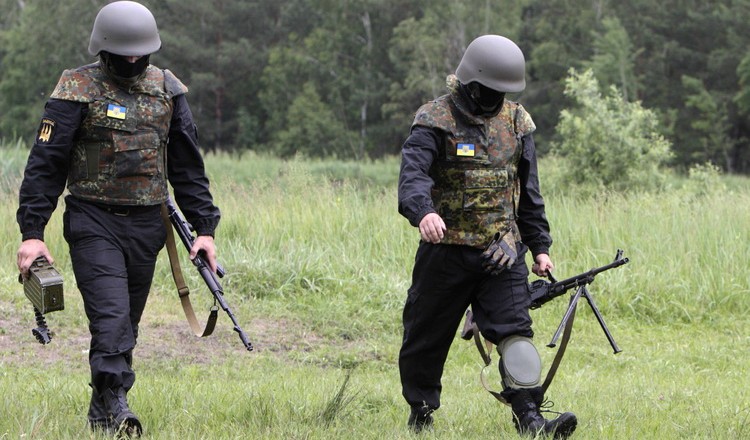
{"left": 456, "top": 143, "right": 475, "bottom": 157}
{"left": 106, "top": 104, "right": 127, "bottom": 120}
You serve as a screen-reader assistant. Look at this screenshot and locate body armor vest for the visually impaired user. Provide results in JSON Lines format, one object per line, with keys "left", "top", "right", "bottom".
{"left": 412, "top": 75, "right": 536, "bottom": 248}
{"left": 50, "top": 63, "right": 187, "bottom": 205}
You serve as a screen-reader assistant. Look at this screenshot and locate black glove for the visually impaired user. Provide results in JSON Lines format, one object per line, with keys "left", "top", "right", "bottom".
{"left": 481, "top": 230, "right": 517, "bottom": 275}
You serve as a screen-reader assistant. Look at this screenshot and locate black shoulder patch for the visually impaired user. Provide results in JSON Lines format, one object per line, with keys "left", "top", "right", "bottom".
{"left": 37, "top": 118, "right": 56, "bottom": 144}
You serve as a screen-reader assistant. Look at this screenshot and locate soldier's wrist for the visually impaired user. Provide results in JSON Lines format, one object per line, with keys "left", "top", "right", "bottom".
{"left": 22, "top": 231, "right": 44, "bottom": 242}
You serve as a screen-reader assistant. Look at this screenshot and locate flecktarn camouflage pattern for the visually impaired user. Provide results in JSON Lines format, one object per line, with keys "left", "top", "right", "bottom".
{"left": 412, "top": 74, "right": 536, "bottom": 248}
{"left": 51, "top": 62, "right": 188, "bottom": 205}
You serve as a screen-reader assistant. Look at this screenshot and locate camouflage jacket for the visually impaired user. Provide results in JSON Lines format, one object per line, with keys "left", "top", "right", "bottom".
{"left": 50, "top": 62, "right": 187, "bottom": 205}
{"left": 409, "top": 75, "right": 536, "bottom": 248}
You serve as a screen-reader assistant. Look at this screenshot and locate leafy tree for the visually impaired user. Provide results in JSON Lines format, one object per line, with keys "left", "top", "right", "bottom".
{"left": 151, "top": 0, "right": 307, "bottom": 152}
{"left": 520, "top": 0, "right": 609, "bottom": 151}
{"left": 583, "top": 16, "right": 642, "bottom": 103}
{"left": 274, "top": 82, "right": 354, "bottom": 157}
{"left": 552, "top": 69, "right": 672, "bottom": 191}
{"left": 613, "top": 0, "right": 750, "bottom": 172}
{"left": 261, "top": 0, "right": 424, "bottom": 159}
{"left": 736, "top": 53, "right": 750, "bottom": 115}
{"left": 682, "top": 75, "right": 734, "bottom": 171}
{"left": 0, "top": 0, "right": 93, "bottom": 141}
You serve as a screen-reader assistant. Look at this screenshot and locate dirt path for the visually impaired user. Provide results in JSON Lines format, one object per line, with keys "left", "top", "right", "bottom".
{"left": 0, "top": 296, "right": 320, "bottom": 370}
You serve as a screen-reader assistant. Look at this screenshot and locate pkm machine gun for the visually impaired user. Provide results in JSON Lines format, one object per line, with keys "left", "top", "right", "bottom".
{"left": 529, "top": 249, "right": 629, "bottom": 353}
{"left": 18, "top": 257, "right": 64, "bottom": 344}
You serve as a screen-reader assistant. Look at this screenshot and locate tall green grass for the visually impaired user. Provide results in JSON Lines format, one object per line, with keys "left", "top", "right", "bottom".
{"left": 1, "top": 146, "right": 748, "bottom": 439}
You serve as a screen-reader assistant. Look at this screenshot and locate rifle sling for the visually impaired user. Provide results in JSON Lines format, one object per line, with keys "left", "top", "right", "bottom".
{"left": 160, "top": 204, "right": 218, "bottom": 338}
{"left": 463, "top": 302, "right": 577, "bottom": 405}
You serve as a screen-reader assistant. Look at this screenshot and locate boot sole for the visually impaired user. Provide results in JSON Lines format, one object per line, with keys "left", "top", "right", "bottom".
{"left": 551, "top": 414, "right": 577, "bottom": 439}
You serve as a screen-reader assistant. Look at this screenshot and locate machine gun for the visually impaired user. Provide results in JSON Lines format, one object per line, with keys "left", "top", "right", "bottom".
{"left": 461, "top": 250, "right": 629, "bottom": 403}
{"left": 529, "top": 249, "right": 629, "bottom": 353}
{"left": 18, "top": 257, "right": 64, "bottom": 344}
{"left": 165, "top": 198, "right": 253, "bottom": 352}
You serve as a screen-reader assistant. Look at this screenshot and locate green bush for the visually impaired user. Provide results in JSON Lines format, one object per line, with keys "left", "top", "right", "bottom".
{"left": 552, "top": 69, "right": 673, "bottom": 192}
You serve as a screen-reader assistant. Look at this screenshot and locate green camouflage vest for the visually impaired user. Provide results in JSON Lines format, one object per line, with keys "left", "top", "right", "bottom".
{"left": 412, "top": 75, "right": 536, "bottom": 248}
{"left": 50, "top": 62, "right": 188, "bottom": 205}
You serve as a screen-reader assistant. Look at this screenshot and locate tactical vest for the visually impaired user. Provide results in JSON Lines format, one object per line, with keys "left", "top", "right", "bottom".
{"left": 50, "top": 63, "right": 188, "bottom": 205}
{"left": 412, "top": 75, "right": 536, "bottom": 248}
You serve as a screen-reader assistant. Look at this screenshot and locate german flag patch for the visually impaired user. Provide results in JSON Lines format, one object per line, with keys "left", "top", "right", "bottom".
{"left": 37, "top": 118, "right": 56, "bottom": 144}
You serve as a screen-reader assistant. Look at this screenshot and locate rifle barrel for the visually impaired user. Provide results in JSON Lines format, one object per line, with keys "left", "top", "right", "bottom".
{"left": 550, "top": 257, "right": 629, "bottom": 293}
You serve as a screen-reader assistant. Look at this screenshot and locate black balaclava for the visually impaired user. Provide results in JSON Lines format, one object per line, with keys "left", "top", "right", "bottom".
{"left": 99, "top": 51, "right": 150, "bottom": 89}
{"left": 461, "top": 81, "right": 506, "bottom": 117}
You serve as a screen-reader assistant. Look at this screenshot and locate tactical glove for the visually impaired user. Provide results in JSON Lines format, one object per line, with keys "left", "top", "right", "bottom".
{"left": 481, "top": 230, "right": 518, "bottom": 275}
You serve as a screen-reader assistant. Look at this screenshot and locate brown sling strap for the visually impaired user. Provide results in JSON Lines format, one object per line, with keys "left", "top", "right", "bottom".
{"left": 461, "top": 304, "right": 577, "bottom": 405}
{"left": 160, "top": 203, "right": 218, "bottom": 337}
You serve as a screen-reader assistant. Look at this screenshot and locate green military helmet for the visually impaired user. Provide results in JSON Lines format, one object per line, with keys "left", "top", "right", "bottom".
{"left": 88, "top": 1, "right": 161, "bottom": 57}
{"left": 455, "top": 35, "right": 526, "bottom": 93}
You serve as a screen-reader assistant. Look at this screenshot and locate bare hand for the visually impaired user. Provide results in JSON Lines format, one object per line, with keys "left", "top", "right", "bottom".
{"left": 190, "top": 235, "right": 218, "bottom": 273}
{"left": 532, "top": 253, "right": 554, "bottom": 277}
{"left": 17, "top": 239, "right": 54, "bottom": 279}
{"left": 418, "top": 213, "right": 446, "bottom": 244}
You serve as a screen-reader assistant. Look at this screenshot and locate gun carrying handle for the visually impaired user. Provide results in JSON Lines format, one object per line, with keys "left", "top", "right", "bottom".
{"left": 547, "top": 269, "right": 558, "bottom": 284}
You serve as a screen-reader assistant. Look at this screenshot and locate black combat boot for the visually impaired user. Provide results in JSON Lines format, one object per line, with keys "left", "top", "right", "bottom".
{"left": 88, "top": 386, "right": 116, "bottom": 434}
{"left": 504, "top": 388, "right": 577, "bottom": 439}
{"left": 407, "top": 405, "right": 434, "bottom": 433}
{"left": 101, "top": 387, "right": 142, "bottom": 438}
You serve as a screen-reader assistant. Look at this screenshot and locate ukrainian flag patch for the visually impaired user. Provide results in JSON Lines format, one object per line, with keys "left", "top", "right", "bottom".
{"left": 106, "top": 104, "right": 127, "bottom": 120}
{"left": 456, "top": 143, "right": 475, "bottom": 157}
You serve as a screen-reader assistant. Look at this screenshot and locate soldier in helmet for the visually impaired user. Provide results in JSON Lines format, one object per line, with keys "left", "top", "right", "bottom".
{"left": 15, "top": 1, "right": 220, "bottom": 437}
{"left": 397, "top": 35, "right": 577, "bottom": 438}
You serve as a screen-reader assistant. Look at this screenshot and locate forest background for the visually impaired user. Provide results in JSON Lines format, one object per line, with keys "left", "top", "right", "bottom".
{"left": 1, "top": 1, "right": 750, "bottom": 438}
{"left": 2, "top": 0, "right": 750, "bottom": 174}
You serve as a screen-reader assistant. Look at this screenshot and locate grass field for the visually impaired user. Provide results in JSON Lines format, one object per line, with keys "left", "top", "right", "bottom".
{"left": 0, "top": 143, "right": 748, "bottom": 439}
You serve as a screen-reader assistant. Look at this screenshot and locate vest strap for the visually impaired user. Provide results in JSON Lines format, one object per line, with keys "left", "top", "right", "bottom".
{"left": 85, "top": 144, "right": 100, "bottom": 179}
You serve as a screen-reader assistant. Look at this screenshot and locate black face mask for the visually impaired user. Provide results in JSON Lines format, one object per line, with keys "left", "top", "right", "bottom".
{"left": 466, "top": 82, "right": 506, "bottom": 116}
{"left": 100, "top": 52, "right": 150, "bottom": 87}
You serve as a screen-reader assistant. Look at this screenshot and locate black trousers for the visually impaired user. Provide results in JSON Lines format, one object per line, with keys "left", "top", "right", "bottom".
{"left": 63, "top": 196, "right": 166, "bottom": 393}
{"left": 399, "top": 241, "right": 534, "bottom": 410}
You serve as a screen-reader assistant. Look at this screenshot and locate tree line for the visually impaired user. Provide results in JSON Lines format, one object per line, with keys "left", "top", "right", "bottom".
{"left": 1, "top": 0, "right": 749, "bottom": 173}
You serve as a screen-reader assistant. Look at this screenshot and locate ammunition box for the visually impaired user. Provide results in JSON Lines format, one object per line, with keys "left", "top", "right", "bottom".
{"left": 23, "top": 258, "right": 64, "bottom": 314}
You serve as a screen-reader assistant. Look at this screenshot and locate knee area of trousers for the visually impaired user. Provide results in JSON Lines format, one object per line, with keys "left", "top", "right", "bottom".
{"left": 497, "top": 335, "right": 542, "bottom": 388}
